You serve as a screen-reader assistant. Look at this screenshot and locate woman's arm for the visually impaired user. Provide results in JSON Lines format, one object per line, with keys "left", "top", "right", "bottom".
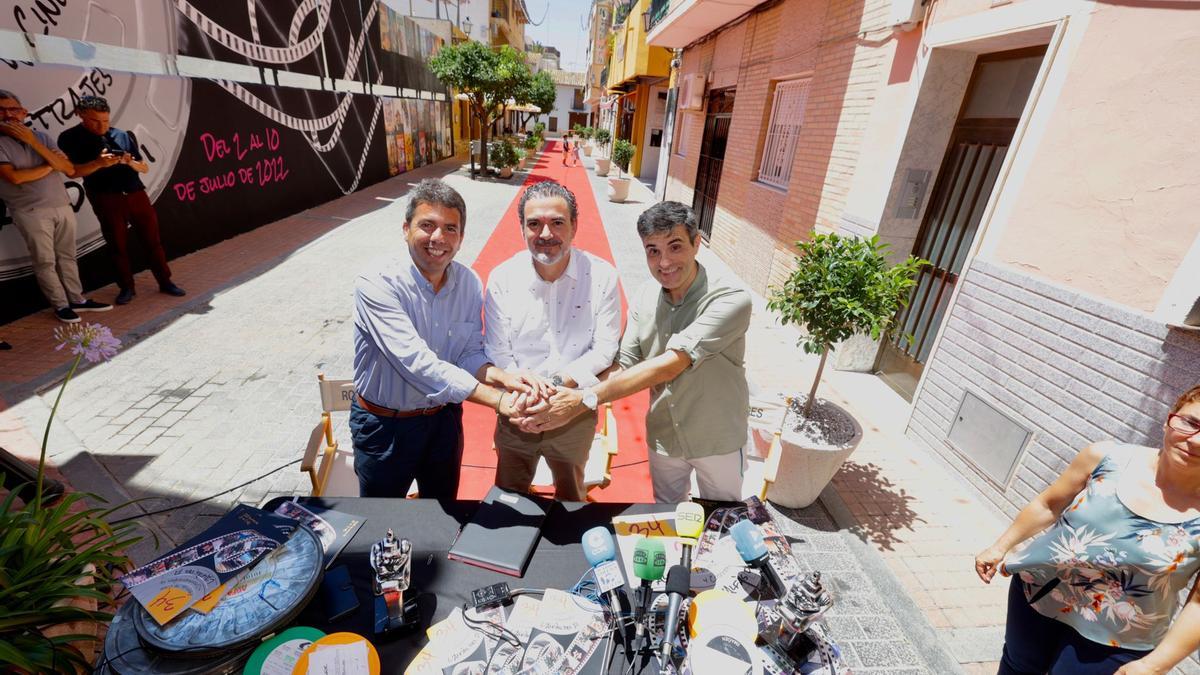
{"left": 1116, "top": 580, "right": 1200, "bottom": 674}
{"left": 975, "top": 443, "right": 1106, "bottom": 582}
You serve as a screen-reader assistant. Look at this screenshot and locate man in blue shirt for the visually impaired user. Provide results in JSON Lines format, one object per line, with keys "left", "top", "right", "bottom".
{"left": 58, "top": 96, "right": 185, "bottom": 305}
{"left": 352, "top": 178, "right": 533, "bottom": 498}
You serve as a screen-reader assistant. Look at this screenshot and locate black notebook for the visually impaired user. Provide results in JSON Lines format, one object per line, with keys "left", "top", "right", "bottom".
{"left": 448, "top": 486, "right": 550, "bottom": 577}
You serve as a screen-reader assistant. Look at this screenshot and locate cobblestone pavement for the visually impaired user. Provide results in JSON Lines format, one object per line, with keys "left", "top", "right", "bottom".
{"left": 1, "top": 152, "right": 965, "bottom": 672}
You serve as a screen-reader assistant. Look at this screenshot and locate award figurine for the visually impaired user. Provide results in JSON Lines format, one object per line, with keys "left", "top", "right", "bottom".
{"left": 773, "top": 571, "right": 835, "bottom": 666}
{"left": 370, "top": 529, "right": 418, "bottom": 634}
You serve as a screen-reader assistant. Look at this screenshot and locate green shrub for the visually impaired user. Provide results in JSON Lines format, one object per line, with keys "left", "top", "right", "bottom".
{"left": 611, "top": 139, "right": 635, "bottom": 176}
{"left": 593, "top": 128, "right": 611, "bottom": 148}
{"left": 489, "top": 140, "right": 520, "bottom": 169}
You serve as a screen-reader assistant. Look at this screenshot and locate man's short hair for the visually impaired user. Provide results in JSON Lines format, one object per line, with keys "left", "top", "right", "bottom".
{"left": 404, "top": 178, "right": 466, "bottom": 228}
{"left": 637, "top": 201, "right": 698, "bottom": 241}
{"left": 75, "top": 96, "right": 110, "bottom": 113}
{"left": 518, "top": 180, "right": 578, "bottom": 225}
{"left": 0, "top": 90, "right": 21, "bottom": 104}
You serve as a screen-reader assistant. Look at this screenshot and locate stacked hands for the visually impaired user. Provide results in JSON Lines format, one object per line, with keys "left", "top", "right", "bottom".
{"left": 495, "top": 370, "right": 589, "bottom": 434}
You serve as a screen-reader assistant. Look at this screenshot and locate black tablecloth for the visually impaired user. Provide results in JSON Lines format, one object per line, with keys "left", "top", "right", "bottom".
{"left": 267, "top": 496, "right": 668, "bottom": 672}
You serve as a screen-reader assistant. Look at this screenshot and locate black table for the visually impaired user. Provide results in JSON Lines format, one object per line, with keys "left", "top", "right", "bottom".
{"left": 269, "top": 496, "right": 669, "bottom": 672}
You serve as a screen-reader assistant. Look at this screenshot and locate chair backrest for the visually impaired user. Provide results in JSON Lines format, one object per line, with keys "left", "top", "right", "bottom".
{"left": 319, "top": 377, "right": 356, "bottom": 413}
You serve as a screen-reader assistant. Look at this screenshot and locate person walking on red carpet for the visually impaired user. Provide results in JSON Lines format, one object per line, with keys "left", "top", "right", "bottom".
{"left": 351, "top": 178, "right": 534, "bottom": 499}
{"left": 510, "top": 201, "right": 752, "bottom": 502}
{"left": 561, "top": 133, "right": 573, "bottom": 167}
{"left": 484, "top": 181, "right": 621, "bottom": 501}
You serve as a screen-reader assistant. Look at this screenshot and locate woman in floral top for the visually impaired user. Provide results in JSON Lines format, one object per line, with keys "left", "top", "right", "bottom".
{"left": 975, "top": 385, "right": 1200, "bottom": 674}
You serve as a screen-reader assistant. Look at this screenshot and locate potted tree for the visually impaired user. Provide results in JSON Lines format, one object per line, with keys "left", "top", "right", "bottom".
{"left": 765, "top": 234, "right": 924, "bottom": 508}
{"left": 523, "top": 133, "right": 539, "bottom": 165}
{"left": 607, "top": 139, "right": 635, "bottom": 202}
{"left": 580, "top": 127, "right": 595, "bottom": 157}
{"left": 593, "top": 128, "right": 612, "bottom": 176}
{"left": 489, "top": 140, "right": 519, "bottom": 178}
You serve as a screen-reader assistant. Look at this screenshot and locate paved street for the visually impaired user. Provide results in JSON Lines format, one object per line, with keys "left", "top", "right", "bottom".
{"left": 0, "top": 149, "right": 1022, "bottom": 673}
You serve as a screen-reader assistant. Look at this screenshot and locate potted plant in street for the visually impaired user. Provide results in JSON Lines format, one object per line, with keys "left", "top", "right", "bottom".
{"left": 533, "top": 122, "right": 546, "bottom": 150}
{"left": 490, "top": 140, "right": 519, "bottom": 179}
{"left": 516, "top": 147, "right": 528, "bottom": 170}
{"left": 580, "top": 127, "right": 595, "bottom": 157}
{"left": 523, "top": 134, "right": 539, "bottom": 165}
{"left": 593, "top": 128, "right": 612, "bottom": 176}
{"left": 765, "top": 234, "right": 925, "bottom": 508}
{"left": 607, "top": 139, "right": 635, "bottom": 202}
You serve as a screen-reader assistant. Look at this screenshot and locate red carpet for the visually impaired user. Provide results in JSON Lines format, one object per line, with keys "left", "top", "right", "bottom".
{"left": 457, "top": 141, "right": 653, "bottom": 502}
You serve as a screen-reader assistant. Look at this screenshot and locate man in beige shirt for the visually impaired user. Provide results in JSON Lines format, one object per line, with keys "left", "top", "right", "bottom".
{"left": 513, "top": 201, "right": 751, "bottom": 502}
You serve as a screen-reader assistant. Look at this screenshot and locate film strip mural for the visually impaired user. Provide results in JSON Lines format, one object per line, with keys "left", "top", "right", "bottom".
{"left": 0, "top": 1, "right": 453, "bottom": 323}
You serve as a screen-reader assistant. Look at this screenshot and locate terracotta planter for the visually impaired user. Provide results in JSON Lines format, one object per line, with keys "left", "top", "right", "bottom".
{"left": 607, "top": 176, "right": 630, "bottom": 202}
{"left": 517, "top": 157, "right": 527, "bottom": 170}
{"left": 595, "top": 157, "right": 611, "bottom": 176}
{"left": 499, "top": 166, "right": 513, "bottom": 179}
{"left": 767, "top": 400, "right": 863, "bottom": 508}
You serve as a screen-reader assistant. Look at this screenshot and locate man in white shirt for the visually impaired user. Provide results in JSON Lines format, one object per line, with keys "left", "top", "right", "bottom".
{"left": 485, "top": 180, "right": 621, "bottom": 500}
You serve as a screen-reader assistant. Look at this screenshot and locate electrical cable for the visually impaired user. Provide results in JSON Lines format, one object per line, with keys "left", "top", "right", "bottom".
{"left": 109, "top": 459, "right": 301, "bottom": 525}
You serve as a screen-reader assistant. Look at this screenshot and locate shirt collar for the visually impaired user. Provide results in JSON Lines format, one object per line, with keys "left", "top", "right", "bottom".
{"left": 406, "top": 256, "right": 457, "bottom": 294}
{"left": 525, "top": 247, "right": 578, "bottom": 289}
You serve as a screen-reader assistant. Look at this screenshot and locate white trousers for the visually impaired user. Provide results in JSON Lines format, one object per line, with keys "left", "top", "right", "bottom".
{"left": 647, "top": 448, "right": 745, "bottom": 504}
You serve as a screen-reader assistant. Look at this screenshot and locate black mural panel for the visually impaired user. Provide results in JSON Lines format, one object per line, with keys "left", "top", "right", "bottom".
{"left": 153, "top": 80, "right": 390, "bottom": 256}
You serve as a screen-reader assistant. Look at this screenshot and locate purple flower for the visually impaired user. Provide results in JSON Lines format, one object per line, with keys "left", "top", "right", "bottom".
{"left": 54, "top": 323, "right": 121, "bottom": 363}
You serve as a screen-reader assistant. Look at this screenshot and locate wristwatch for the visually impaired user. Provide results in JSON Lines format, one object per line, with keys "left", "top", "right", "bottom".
{"left": 581, "top": 388, "right": 598, "bottom": 411}
{"left": 551, "top": 375, "right": 565, "bottom": 387}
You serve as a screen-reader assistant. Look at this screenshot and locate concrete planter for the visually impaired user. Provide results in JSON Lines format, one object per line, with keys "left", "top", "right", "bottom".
{"left": 607, "top": 176, "right": 630, "bottom": 202}
{"left": 582, "top": 144, "right": 594, "bottom": 157}
{"left": 499, "top": 166, "right": 513, "bottom": 179}
{"left": 768, "top": 401, "right": 863, "bottom": 508}
{"left": 595, "top": 157, "right": 611, "bottom": 176}
{"left": 517, "top": 157, "right": 527, "bottom": 170}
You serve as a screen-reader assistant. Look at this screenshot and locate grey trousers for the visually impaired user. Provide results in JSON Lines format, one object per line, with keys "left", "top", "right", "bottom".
{"left": 11, "top": 205, "right": 84, "bottom": 309}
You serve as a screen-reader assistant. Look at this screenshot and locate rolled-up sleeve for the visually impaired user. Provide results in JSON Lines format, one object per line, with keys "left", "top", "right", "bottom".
{"left": 562, "top": 270, "right": 621, "bottom": 388}
{"left": 355, "top": 275, "right": 479, "bottom": 404}
{"left": 617, "top": 299, "right": 644, "bottom": 370}
{"left": 664, "top": 289, "right": 752, "bottom": 371}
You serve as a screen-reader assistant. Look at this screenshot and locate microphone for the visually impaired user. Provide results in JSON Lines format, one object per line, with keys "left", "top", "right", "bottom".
{"left": 582, "top": 526, "right": 625, "bottom": 617}
{"left": 659, "top": 564, "right": 690, "bottom": 665}
{"left": 631, "top": 537, "right": 666, "bottom": 651}
{"left": 729, "top": 519, "right": 788, "bottom": 598}
{"left": 674, "top": 502, "right": 704, "bottom": 570}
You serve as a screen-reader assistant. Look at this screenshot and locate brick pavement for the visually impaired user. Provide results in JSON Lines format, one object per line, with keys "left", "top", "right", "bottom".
{"left": 0, "top": 150, "right": 1049, "bottom": 672}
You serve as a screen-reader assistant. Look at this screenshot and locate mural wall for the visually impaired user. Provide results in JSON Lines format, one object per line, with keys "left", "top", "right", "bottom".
{"left": 0, "top": 1, "right": 453, "bottom": 323}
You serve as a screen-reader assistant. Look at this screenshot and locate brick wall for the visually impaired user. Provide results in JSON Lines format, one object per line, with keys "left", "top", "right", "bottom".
{"left": 908, "top": 260, "right": 1200, "bottom": 518}
{"left": 663, "top": 0, "right": 895, "bottom": 295}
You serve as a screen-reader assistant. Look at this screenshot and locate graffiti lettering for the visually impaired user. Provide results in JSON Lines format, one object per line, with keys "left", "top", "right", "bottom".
{"left": 13, "top": 0, "right": 68, "bottom": 36}
{"left": 199, "top": 126, "right": 281, "bottom": 164}
{"left": 256, "top": 156, "right": 288, "bottom": 186}
{"left": 26, "top": 68, "right": 114, "bottom": 130}
{"left": 198, "top": 171, "right": 236, "bottom": 195}
{"left": 171, "top": 154, "right": 289, "bottom": 202}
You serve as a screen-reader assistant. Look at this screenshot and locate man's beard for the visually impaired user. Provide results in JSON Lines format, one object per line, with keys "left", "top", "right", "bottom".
{"left": 531, "top": 243, "right": 566, "bottom": 266}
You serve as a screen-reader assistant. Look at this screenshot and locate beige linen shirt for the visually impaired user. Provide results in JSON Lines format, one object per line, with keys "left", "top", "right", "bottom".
{"left": 617, "top": 263, "right": 751, "bottom": 459}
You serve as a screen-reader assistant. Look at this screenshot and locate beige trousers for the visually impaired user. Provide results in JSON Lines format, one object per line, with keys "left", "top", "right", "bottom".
{"left": 494, "top": 410, "right": 598, "bottom": 502}
{"left": 11, "top": 205, "right": 83, "bottom": 309}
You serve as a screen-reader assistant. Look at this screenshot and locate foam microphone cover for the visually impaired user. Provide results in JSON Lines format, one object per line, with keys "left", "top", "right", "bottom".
{"left": 665, "top": 564, "right": 690, "bottom": 596}
{"left": 729, "top": 519, "right": 768, "bottom": 564}
{"left": 632, "top": 537, "right": 666, "bottom": 582}
{"left": 583, "top": 526, "right": 616, "bottom": 567}
{"left": 675, "top": 502, "right": 705, "bottom": 541}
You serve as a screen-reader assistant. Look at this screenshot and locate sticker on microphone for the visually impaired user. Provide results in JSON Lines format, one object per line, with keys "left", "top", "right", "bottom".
{"left": 594, "top": 560, "right": 624, "bottom": 593}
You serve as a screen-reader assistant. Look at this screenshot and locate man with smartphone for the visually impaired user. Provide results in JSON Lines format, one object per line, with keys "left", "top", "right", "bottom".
{"left": 58, "top": 95, "right": 185, "bottom": 305}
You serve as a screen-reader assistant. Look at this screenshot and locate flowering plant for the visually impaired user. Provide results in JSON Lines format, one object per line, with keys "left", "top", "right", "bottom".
{"left": 0, "top": 323, "right": 141, "bottom": 673}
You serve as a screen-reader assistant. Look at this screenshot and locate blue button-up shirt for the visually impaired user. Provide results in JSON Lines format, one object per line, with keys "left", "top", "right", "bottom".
{"left": 353, "top": 255, "right": 490, "bottom": 410}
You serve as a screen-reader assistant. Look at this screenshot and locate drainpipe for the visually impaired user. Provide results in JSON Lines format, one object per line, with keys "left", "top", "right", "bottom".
{"left": 653, "top": 49, "right": 683, "bottom": 201}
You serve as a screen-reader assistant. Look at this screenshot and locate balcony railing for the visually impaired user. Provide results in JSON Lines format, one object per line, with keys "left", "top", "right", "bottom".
{"left": 647, "top": 0, "right": 670, "bottom": 32}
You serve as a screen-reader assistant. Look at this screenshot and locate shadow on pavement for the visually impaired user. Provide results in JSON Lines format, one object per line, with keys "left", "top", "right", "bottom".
{"left": 833, "top": 460, "right": 925, "bottom": 551}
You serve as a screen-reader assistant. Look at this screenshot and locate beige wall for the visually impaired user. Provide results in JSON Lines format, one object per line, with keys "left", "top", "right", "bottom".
{"left": 990, "top": 4, "right": 1200, "bottom": 312}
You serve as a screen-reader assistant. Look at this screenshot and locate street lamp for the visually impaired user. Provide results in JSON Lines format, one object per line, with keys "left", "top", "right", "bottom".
{"left": 641, "top": 11, "right": 651, "bottom": 32}
{"left": 462, "top": 18, "right": 472, "bottom": 37}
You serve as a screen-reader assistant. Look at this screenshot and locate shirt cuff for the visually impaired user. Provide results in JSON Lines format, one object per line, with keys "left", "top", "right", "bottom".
{"left": 444, "top": 366, "right": 483, "bottom": 404}
{"left": 458, "top": 352, "right": 491, "bottom": 381}
{"left": 665, "top": 333, "right": 704, "bottom": 371}
{"left": 563, "top": 363, "right": 600, "bottom": 389}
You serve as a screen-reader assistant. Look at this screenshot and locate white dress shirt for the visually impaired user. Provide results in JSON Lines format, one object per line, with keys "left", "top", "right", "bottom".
{"left": 484, "top": 248, "right": 621, "bottom": 388}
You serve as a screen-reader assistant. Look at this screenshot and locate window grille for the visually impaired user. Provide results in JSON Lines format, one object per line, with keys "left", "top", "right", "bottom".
{"left": 757, "top": 78, "right": 810, "bottom": 189}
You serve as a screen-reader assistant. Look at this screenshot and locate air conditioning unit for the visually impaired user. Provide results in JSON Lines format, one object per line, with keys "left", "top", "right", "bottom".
{"left": 888, "top": 0, "right": 924, "bottom": 29}
{"left": 677, "top": 73, "right": 706, "bottom": 111}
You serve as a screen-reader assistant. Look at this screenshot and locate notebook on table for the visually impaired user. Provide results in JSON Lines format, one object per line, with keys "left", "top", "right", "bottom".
{"left": 448, "top": 486, "right": 550, "bottom": 577}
